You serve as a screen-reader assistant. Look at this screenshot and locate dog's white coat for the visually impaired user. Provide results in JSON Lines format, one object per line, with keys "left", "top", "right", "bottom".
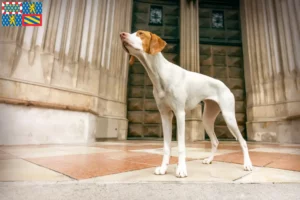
{"left": 121, "top": 32, "right": 253, "bottom": 178}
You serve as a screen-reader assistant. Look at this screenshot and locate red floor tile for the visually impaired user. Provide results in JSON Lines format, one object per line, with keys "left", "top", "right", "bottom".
{"left": 105, "top": 151, "right": 194, "bottom": 164}
{"left": 111, "top": 153, "right": 179, "bottom": 166}
{"left": 266, "top": 154, "right": 300, "bottom": 171}
{"left": 186, "top": 144, "right": 208, "bottom": 148}
{"left": 104, "top": 151, "right": 154, "bottom": 159}
{"left": 101, "top": 151, "right": 194, "bottom": 166}
{"left": 95, "top": 145, "right": 163, "bottom": 151}
{"left": 26, "top": 150, "right": 195, "bottom": 179}
{"left": 27, "top": 153, "right": 153, "bottom": 180}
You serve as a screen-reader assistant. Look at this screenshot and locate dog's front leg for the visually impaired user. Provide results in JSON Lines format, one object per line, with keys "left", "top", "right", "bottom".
{"left": 154, "top": 110, "right": 173, "bottom": 175}
{"left": 175, "top": 110, "right": 188, "bottom": 178}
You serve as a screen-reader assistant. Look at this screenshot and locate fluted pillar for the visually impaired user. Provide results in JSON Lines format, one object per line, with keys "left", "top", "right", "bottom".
{"left": 180, "top": 0, "right": 204, "bottom": 141}
{"left": 180, "top": 0, "right": 200, "bottom": 72}
{"left": 241, "top": 0, "right": 300, "bottom": 143}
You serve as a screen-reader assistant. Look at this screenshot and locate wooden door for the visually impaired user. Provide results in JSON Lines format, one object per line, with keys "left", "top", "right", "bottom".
{"left": 127, "top": 0, "right": 180, "bottom": 139}
{"left": 199, "top": 1, "right": 247, "bottom": 139}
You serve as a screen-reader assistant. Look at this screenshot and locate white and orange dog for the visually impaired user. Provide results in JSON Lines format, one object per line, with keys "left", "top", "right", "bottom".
{"left": 120, "top": 30, "right": 253, "bottom": 178}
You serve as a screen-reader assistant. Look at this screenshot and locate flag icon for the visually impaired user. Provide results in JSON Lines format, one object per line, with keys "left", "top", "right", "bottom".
{"left": 2, "top": 2, "right": 23, "bottom": 14}
{"left": 2, "top": 14, "right": 22, "bottom": 26}
{"left": 22, "top": 2, "right": 42, "bottom": 14}
{"left": 22, "top": 14, "right": 42, "bottom": 26}
{"left": 1, "top": 1, "right": 43, "bottom": 27}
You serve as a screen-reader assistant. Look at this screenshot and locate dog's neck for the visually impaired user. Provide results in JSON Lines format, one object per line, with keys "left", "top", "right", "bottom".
{"left": 135, "top": 52, "right": 170, "bottom": 97}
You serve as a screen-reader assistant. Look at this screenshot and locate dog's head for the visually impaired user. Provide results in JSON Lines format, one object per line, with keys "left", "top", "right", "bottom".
{"left": 119, "top": 30, "right": 167, "bottom": 65}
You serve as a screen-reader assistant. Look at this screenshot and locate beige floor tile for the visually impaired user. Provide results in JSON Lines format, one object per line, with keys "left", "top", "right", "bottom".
{"left": 133, "top": 147, "right": 238, "bottom": 159}
{"left": 92, "top": 160, "right": 250, "bottom": 182}
{"left": 1, "top": 147, "right": 68, "bottom": 158}
{"left": 1, "top": 146, "right": 118, "bottom": 158}
{"left": 0, "top": 159, "right": 71, "bottom": 181}
{"left": 91, "top": 141, "right": 163, "bottom": 146}
{"left": 0, "top": 192, "right": 7, "bottom": 200}
{"left": 235, "top": 167, "right": 300, "bottom": 183}
{"left": 250, "top": 148, "right": 300, "bottom": 155}
{"left": 54, "top": 146, "right": 119, "bottom": 154}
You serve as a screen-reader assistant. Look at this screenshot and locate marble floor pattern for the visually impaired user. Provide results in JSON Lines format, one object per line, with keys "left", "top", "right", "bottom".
{"left": 0, "top": 141, "right": 300, "bottom": 183}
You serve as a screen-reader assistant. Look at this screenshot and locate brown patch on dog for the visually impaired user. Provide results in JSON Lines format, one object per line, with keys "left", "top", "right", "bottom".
{"left": 136, "top": 30, "right": 167, "bottom": 55}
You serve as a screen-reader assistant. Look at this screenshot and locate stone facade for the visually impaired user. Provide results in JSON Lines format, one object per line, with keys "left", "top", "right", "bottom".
{"left": 0, "top": 0, "right": 132, "bottom": 144}
{"left": 240, "top": 0, "right": 300, "bottom": 143}
{"left": 0, "top": 0, "right": 299, "bottom": 144}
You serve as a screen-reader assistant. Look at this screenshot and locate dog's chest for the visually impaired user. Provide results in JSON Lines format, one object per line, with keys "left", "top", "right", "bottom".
{"left": 154, "top": 84, "right": 203, "bottom": 112}
{"left": 154, "top": 86, "right": 183, "bottom": 105}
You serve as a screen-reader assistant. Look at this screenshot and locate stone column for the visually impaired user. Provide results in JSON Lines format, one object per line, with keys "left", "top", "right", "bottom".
{"left": 240, "top": 0, "right": 300, "bottom": 143}
{"left": 180, "top": 0, "right": 204, "bottom": 141}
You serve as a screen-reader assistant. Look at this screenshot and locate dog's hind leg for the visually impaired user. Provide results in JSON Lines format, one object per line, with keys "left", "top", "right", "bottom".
{"left": 202, "top": 100, "right": 220, "bottom": 164}
{"left": 219, "top": 92, "right": 253, "bottom": 171}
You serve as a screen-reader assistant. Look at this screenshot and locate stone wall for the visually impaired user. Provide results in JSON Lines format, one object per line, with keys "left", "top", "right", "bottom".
{"left": 0, "top": 0, "right": 132, "bottom": 144}
{"left": 241, "top": 0, "right": 300, "bottom": 143}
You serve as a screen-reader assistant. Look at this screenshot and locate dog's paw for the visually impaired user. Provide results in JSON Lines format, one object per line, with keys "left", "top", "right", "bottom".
{"left": 176, "top": 163, "right": 188, "bottom": 178}
{"left": 154, "top": 165, "right": 167, "bottom": 175}
{"left": 202, "top": 157, "right": 213, "bottom": 164}
{"left": 243, "top": 159, "right": 253, "bottom": 171}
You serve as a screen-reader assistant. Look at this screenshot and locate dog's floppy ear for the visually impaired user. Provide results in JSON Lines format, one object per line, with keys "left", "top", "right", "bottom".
{"left": 129, "top": 55, "right": 135, "bottom": 65}
{"left": 149, "top": 33, "right": 167, "bottom": 55}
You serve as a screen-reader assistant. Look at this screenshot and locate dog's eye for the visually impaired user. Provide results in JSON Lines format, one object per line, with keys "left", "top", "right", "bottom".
{"left": 139, "top": 32, "right": 143, "bottom": 36}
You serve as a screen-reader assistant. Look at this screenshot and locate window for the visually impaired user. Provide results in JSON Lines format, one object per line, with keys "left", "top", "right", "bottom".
{"left": 149, "top": 6, "right": 163, "bottom": 26}
{"left": 212, "top": 10, "right": 224, "bottom": 29}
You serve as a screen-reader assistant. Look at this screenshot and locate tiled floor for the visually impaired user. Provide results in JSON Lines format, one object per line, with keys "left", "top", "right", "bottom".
{"left": 0, "top": 141, "right": 300, "bottom": 183}
{"left": 0, "top": 159, "right": 71, "bottom": 181}
{"left": 26, "top": 152, "right": 182, "bottom": 179}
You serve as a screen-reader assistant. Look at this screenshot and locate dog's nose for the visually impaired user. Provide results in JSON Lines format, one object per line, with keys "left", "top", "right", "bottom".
{"left": 120, "top": 32, "right": 127, "bottom": 39}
